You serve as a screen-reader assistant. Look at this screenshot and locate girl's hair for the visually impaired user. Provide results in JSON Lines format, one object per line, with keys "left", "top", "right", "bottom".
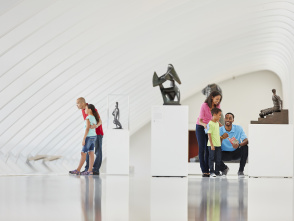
{"left": 87, "top": 104, "right": 100, "bottom": 123}
{"left": 205, "top": 91, "right": 222, "bottom": 108}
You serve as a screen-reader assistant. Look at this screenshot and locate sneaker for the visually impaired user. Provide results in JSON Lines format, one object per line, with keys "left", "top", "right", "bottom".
{"left": 222, "top": 166, "right": 230, "bottom": 176}
{"left": 216, "top": 173, "right": 222, "bottom": 177}
{"left": 210, "top": 173, "right": 216, "bottom": 178}
{"left": 238, "top": 171, "right": 245, "bottom": 178}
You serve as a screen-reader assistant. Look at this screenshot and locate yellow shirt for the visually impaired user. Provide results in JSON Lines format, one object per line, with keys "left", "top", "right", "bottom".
{"left": 207, "top": 120, "right": 221, "bottom": 146}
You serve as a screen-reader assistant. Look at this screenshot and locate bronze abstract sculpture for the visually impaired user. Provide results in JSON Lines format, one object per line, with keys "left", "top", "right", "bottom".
{"left": 202, "top": 83, "right": 222, "bottom": 98}
{"left": 153, "top": 64, "right": 181, "bottom": 105}
{"left": 112, "top": 102, "right": 122, "bottom": 129}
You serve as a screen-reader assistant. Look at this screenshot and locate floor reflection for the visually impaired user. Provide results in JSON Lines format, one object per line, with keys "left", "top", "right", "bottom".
{"left": 0, "top": 175, "right": 292, "bottom": 221}
{"left": 189, "top": 178, "right": 247, "bottom": 221}
{"left": 80, "top": 176, "right": 101, "bottom": 221}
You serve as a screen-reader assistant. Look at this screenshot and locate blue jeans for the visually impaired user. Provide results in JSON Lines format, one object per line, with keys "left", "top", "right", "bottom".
{"left": 208, "top": 146, "right": 222, "bottom": 175}
{"left": 82, "top": 136, "right": 96, "bottom": 153}
{"left": 195, "top": 124, "right": 209, "bottom": 173}
{"left": 85, "top": 135, "right": 103, "bottom": 172}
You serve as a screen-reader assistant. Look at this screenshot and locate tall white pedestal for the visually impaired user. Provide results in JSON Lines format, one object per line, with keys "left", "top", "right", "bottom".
{"left": 106, "top": 129, "right": 129, "bottom": 175}
{"left": 151, "top": 106, "right": 188, "bottom": 177}
{"left": 248, "top": 124, "right": 293, "bottom": 177}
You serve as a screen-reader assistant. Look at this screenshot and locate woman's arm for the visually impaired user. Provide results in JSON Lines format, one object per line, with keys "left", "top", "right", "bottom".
{"left": 199, "top": 119, "right": 207, "bottom": 129}
{"left": 82, "top": 119, "right": 90, "bottom": 146}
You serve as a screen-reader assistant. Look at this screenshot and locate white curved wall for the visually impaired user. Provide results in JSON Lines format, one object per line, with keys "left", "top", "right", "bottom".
{"left": 0, "top": 0, "right": 294, "bottom": 174}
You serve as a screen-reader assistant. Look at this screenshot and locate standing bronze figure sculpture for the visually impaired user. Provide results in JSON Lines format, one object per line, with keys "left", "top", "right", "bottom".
{"left": 112, "top": 102, "right": 122, "bottom": 129}
{"left": 259, "top": 89, "right": 283, "bottom": 118}
{"left": 153, "top": 64, "right": 182, "bottom": 105}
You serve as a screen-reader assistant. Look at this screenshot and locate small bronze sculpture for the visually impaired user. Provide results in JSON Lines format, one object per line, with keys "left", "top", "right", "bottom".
{"left": 202, "top": 83, "right": 222, "bottom": 98}
{"left": 153, "top": 64, "right": 181, "bottom": 105}
{"left": 112, "top": 102, "right": 122, "bottom": 129}
{"left": 251, "top": 89, "right": 288, "bottom": 124}
{"left": 259, "top": 89, "right": 283, "bottom": 118}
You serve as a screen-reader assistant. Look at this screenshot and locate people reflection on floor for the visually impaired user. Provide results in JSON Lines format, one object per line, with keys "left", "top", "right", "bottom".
{"left": 80, "top": 176, "right": 102, "bottom": 221}
{"left": 198, "top": 179, "right": 247, "bottom": 221}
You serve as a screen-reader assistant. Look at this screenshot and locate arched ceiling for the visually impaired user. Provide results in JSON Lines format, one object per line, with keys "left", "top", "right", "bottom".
{"left": 0, "top": 0, "right": 294, "bottom": 171}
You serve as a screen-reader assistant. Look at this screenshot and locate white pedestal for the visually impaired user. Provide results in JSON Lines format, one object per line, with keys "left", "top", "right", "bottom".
{"left": 248, "top": 124, "right": 293, "bottom": 177}
{"left": 151, "top": 178, "right": 188, "bottom": 221}
{"left": 106, "top": 129, "right": 129, "bottom": 175}
{"left": 151, "top": 106, "right": 188, "bottom": 176}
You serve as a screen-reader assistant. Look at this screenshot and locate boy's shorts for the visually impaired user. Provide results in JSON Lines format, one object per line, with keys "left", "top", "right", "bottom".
{"left": 82, "top": 136, "right": 96, "bottom": 153}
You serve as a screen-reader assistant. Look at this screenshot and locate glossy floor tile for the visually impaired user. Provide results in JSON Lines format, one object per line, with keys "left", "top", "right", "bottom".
{"left": 0, "top": 175, "right": 292, "bottom": 221}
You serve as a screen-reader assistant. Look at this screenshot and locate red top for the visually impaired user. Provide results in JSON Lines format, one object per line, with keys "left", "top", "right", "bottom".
{"left": 82, "top": 104, "right": 104, "bottom": 135}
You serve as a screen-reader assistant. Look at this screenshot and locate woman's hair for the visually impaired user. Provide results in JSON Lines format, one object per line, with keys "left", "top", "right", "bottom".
{"left": 205, "top": 91, "right": 222, "bottom": 108}
{"left": 87, "top": 104, "right": 100, "bottom": 123}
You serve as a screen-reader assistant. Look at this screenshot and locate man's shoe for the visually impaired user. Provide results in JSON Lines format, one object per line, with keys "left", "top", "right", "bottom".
{"left": 93, "top": 171, "right": 100, "bottom": 175}
{"left": 238, "top": 171, "right": 245, "bottom": 178}
{"left": 216, "top": 173, "right": 222, "bottom": 177}
{"left": 222, "top": 166, "right": 230, "bottom": 176}
{"left": 210, "top": 173, "right": 216, "bottom": 178}
{"left": 202, "top": 173, "right": 209, "bottom": 177}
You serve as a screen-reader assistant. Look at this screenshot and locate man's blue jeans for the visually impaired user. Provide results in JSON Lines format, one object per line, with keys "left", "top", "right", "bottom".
{"left": 85, "top": 135, "right": 103, "bottom": 172}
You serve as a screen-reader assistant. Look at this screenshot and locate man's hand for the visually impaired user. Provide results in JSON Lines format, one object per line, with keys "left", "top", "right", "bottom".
{"left": 232, "top": 142, "right": 239, "bottom": 149}
{"left": 82, "top": 139, "right": 86, "bottom": 146}
{"left": 90, "top": 124, "right": 97, "bottom": 129}
{"left": 222, "top": 133, "right": 229, "bottom": 139}
{"left": 211, "top": 146, "right": 215, "bottom": 150}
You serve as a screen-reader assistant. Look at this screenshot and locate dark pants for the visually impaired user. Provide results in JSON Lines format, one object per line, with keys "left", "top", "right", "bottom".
{"left": 220, "top": 145, "right": 248, "bottom": 172}
{"left": 208, "top": 146, "right": 222, "bottom": 175}
{"left": 85, "top": 135, "right": 103, "bottom": 172}
{"left": 195, "top": 124, "right": 209, "bottom": 173}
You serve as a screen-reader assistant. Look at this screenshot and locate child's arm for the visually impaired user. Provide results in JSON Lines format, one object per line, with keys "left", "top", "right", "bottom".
{"left": 82, "top": 119, "right": 91, "bottom": 146}
{"left": 208, "top": 133, "right": 215, "bottom": 150}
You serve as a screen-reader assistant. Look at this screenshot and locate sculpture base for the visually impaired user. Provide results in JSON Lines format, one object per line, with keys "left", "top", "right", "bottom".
{"left": 163, "top": 102, "right": 181, "bottom": 105}
{"left": 251, "top": 109, "right": 288, "bottom": 124}
{"left": 151, "top": 106, "right": 188, "bottom": 177}
{"left": 106, "top": 129, "right": 129, "bottom": 175}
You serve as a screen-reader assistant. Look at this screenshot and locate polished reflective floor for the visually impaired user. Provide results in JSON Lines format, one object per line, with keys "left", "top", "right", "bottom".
{"left": 0, "top": 174, "right": 292, "bottom": 221}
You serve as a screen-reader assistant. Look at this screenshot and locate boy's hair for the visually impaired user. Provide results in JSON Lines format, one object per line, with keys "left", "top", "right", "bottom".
{"left": 211, "top": 107, "right": 222, "bottom": 116}
{"left": 225, "top": 112, "right": 235, "bottom": 119}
